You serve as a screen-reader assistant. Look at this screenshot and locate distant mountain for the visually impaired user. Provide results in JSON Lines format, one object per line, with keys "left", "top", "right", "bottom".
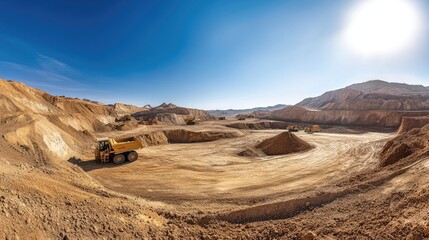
{"left": 264, "top": 80, "right": 429, "bottom": 128}
{"left": 133, "top": 103, "right": 215, "bottom": 124}
{"left": 297, "top": 80, "right": 429, "bottom": 110}
{"left": 207, "top": 104, "right": 289, "bottom": 116}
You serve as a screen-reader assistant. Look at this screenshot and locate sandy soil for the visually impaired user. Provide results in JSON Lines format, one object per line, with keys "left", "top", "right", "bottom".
{"left": 79, "top": 127, "right": 391, "bottom": 214}
{"left": 3, "top": 79, "right": 429, "bottom": 239}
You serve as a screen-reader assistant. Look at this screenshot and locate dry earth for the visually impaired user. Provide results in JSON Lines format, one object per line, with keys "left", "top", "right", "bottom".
{"left": 82, "top": 124, "right": 390, "bottom": 213}
{"left": 70, "top": 120, "right": 429, "bottom": 239}
{"left": 2, "top": 80, "right": 429, "bottom": 239}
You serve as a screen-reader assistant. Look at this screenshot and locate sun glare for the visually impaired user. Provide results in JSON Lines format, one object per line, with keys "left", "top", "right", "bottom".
{"left": 341, "top": 0, "right": 424, "bottom": 58}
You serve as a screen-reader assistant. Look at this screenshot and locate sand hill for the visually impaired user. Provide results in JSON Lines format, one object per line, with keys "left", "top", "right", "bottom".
{"left": 380, "top": 123, "right": 429, "bottom": 167}
{"left": 256, "top": 132, "right": 313, "bottom": 155}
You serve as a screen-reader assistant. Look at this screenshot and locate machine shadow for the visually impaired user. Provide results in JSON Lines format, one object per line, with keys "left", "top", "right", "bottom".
{"left": 68, "top": 156, "right": 133, "bottom": 172}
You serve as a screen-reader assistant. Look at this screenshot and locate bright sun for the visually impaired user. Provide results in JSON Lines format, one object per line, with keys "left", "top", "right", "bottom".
{"left": 341, "top": 0, "right": 424, "bottom": 58}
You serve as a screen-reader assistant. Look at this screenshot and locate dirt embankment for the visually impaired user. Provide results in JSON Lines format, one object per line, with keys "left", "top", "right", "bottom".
{"left": 164, "top": 129, "right": 243, "bottom": 143}
{"left": 226, "top": 121, "right": 288, "bottom": 130}
{"left": 397, "top": 116, "right": 429, "bottom": 134}
{"left": 380, "top": 124, "right": 429, "bottom": 167}
{"left": 134, "top": 129, "right": 244, "bottom": 146}
{"left": 256, "top": 132, "right": 313, "bottom": 155}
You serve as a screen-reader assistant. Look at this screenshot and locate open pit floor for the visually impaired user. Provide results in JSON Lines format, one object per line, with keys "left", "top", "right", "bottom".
{"left": 78, "top": 121, "right": 393, "bottom": 215}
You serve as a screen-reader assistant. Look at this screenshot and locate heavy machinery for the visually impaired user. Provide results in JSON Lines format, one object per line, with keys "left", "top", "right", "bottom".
{"left": 95, "top": 137, "right": 143, "bottom": 164}
{"left": 115, "top": 114, "right": 132, "bottom": 122}
{"left": 287, "top": 125, "right": 300, "bottom": 132}
{"left": 304, "top": 125, "right": 321, "bottom": 134}
{"left": 184, "top": 117, "right": 200, "bottom": 125}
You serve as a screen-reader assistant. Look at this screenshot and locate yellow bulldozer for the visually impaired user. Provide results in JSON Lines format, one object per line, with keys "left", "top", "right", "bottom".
{"left": 287, "top": 125, "right": 300, "bottom": 132}
{"left": 95, "top": 137, "right": 143, "bottom": 164}
{"left": 184, "top": 116, "right": 200, "bottom": 125}
{"left": 304, "top": 125, "right": 321, "bottom": 134}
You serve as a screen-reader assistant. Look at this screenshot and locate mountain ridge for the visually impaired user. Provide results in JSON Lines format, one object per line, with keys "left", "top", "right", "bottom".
{"left": 207, "top": 104, "right": 289, "bottom": 116}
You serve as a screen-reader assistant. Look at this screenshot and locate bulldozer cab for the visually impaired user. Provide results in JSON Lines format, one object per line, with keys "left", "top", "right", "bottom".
{"left": 97, "top": 138, "right": 110, "bottom": 151}
{"left": 95, "top": 138, "right": 111, "bottom": 163}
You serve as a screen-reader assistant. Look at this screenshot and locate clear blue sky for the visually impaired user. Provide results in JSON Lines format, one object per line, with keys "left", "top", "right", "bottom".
{"left": 1, "top": 0, "right": 428, "bottom": 109}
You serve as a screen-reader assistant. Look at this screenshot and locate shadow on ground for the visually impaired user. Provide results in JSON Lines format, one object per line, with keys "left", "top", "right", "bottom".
{"left": 68, "top": 157, "right": 132, "bottom": 172}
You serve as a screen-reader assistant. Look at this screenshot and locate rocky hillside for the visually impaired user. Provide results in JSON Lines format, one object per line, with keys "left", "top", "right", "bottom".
{"left": 207, "top": 104, "right": 288, "bottom": 117}
{"left": 297, "top": 80, "right": 429, "bottom": 110}
{"left": 0, "top": 79, "right": 122, "bottom": 162}
{"left": 0, "top": 78, "right": 164, "bottom": 238}
{"left": 112, "top": 103, "right": 150, "bottom": 115}
{"left": 266, "top": 80, "right": 429, "bottom": 128}
{"left": 133, "top": 103, "right": 215, "bottom": 124}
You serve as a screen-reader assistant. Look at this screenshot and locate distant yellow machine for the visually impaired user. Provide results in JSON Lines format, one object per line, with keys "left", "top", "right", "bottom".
{"left": 287, "top": 125, "right": 300, "bottom": 132}
{"left": 304, "top": 125, "right": 321, "bottom": 134}
{"left": 95, "top": 137, "right": 143, "bottom": 164}
{"left": 184, "top": 117, "right": 200, "bottom": 125}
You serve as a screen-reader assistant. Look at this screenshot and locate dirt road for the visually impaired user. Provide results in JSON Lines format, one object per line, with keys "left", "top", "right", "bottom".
{"left": 82, "top": 129, "right": 392, "bottom": 212}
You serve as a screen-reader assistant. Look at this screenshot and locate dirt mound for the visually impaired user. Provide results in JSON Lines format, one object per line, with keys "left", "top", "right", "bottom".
{"left": 380, "top": 124, "right": 429, "bottom": 167}
{"left": 397, "top": 116, "right": 429, "bottom": 134}
{"left": 227, "top": 121, "right": 288, "bottom": 130}
{"left": 238, "top": 146, "right": 266, "bottom": 157}
{"left": 256, "top": 132, "right": 313, "bottom": 155}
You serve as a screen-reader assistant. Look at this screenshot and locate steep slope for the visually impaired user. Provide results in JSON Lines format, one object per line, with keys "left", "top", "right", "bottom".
{"left": 266, "top": 80, "right": 429, "bottom": 128}
{"left": 397, "top": 116, "right": 429, "bottom": 134}
{"left": 380, "top": 123, "right": 429, "bottom": 167}
{"left": 133, "top": 103, "right": 215, "bottom": 124}
{"left": 0, "top": 79, "right": 123, "bottom": 163}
